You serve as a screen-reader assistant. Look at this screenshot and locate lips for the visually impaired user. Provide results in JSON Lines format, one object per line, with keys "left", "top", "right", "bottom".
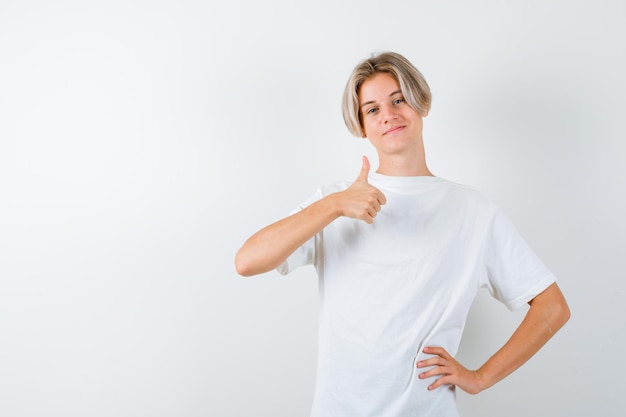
{"left": 383, "top": 125, "right": 405, "bottom": 135}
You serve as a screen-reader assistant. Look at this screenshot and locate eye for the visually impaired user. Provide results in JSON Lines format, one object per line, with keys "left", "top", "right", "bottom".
{"left": 393, "top": 97, "right": 405, "bottom": 105}
{"left": 366, "top": 107, "right": 378, "bottom": 115}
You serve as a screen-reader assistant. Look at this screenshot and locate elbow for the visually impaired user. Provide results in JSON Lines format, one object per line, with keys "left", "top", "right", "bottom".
{"left": 557, "top": 298, "right": 571, "bottom": 329}
{"left": 552, "top": 286, "right": 571, "bottom": 330}
{"left": 532, "top": 282, "right": 571, "bottom": 332}
{"left": 234, "top": 248, "right": 254, "bottom": 277}
{"left": 547, "top": 294, "right": 571, "bottom": 334}
{"left": 234, "top": 242, "right": 282, "bottom": 277}
{"left": 234, "top": 247, "right": 268, "bottom": 277}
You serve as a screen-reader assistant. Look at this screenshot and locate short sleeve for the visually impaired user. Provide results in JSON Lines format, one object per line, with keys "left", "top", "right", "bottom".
{"left": 276, "top": 188, "right": 324, "bottom": 276}
{"left": 483, "top": 207, "right": 556, "bottom": 310}
{"left": 276, "top": 234, "right": 317, "bottom": 275}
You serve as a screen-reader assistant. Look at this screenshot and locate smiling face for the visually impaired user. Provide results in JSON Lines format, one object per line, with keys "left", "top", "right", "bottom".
{"left": 359, "top": 72, "right": 427, "bottom": 159}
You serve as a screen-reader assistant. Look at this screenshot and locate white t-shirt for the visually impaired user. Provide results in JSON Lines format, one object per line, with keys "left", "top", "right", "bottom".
{"left": 278, "top": 173, "right": 556, "bottom": 417}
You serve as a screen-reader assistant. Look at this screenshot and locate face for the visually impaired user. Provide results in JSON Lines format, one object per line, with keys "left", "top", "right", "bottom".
{"left": 359, "top": 72, "right": 426, "bottom": 157}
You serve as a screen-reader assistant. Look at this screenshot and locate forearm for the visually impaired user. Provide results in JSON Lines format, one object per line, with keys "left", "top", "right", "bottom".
{"left": 234, "top": 194, "right": 342, "bottom": 276}
{"left": 475, "top": 282, "right": 570, "bottom": 391}
{"left": 235, "top": 159, "right": 386, "bottom": 277}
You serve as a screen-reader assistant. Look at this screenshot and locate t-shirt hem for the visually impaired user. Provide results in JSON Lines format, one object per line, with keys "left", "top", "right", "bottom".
{"left": 506, "top": 276, "right": 557, "bottom": 310}
{"left": 276, "top": 262, "right": 289, "bottom": 275}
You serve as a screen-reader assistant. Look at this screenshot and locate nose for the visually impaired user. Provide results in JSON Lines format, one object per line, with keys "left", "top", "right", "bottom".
{"left": 381, "top": 104, "right": 398, "bottom": 123}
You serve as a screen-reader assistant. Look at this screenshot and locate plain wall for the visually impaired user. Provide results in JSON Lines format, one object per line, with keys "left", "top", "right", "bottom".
{"left": 1, "top": 0, "right": 624, "bottom": 416}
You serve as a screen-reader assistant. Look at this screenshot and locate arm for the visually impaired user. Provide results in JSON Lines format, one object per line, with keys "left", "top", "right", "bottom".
{"left": 417, "top": 282, "right": 570, "bottom": 394}
{"left": 234, "top": 156, "right": 386, "bottom": 277}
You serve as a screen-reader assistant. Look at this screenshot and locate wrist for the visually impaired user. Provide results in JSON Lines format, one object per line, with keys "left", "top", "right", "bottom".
{"left": 324, "top": 192, "right": 346, "bottom": 218}
{"left": 473, "top": 367, "right": 494, "bottom": 394}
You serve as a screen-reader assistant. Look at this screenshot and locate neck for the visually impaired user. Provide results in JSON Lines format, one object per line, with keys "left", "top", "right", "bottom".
{"left": 375, "top": 148, "right": 433, "bottom": 177}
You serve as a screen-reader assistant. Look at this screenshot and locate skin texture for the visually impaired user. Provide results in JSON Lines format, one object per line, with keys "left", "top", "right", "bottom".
{"left": 416, "top": 282, "right": 570, "bottom": 394}
{"left": 235, "top": 69, "right": 570, "bottom": 394}
{"left": 235, "top": 156, "right": 385, "bottom": 276}
{"left": 359, "top": 72, "right": 432, "bottom": 176}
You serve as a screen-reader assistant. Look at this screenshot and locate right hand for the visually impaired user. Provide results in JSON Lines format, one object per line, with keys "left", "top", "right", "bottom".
{"left": 337, "top": 156, "right": 387, "bottom": 224}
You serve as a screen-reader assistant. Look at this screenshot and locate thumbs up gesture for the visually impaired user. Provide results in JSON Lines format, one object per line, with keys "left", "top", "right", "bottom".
{"left": 338, "top": 156, "right": 387, "bottom": 224}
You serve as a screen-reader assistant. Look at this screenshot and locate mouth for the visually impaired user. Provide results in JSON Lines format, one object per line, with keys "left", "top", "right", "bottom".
{"left": 383, "top": 125, "right": 406, "bottom": 135}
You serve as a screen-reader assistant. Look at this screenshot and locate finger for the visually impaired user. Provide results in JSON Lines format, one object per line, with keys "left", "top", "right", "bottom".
{"left": 423, "top": 346, "right": 450, "bottom": 358}
{"left": 418, "top": 363, "right": 451, "bottom": 378}
{"left": 428, "top": 375, "right": 450, "bottom": 391}
{"left": 379, "top": 192, "right": 387, "bottom": 205}
{"left": 416, "top": 356, "right": 446, "bottom": 369}
{"left": 357, "top": 155, "right": 370, "bottom": 182}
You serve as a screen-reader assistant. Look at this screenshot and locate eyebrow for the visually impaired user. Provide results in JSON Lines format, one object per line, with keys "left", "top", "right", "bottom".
{"left": 360, "top": 90, "right": 403, "bottom": 110}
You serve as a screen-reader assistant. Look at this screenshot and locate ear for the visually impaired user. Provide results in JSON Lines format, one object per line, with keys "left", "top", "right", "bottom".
{"left": 422, "top": 108, "right": 429, "bottom": 117}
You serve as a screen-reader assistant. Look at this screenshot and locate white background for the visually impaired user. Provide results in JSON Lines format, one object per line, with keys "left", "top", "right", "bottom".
{"left": 1, "top": 1, "right": 624, "bottom": 416}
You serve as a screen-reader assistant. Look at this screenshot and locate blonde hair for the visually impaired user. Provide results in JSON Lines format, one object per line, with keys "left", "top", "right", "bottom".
{"left": 341, "top": 51, "right": 432, "bottom": 137}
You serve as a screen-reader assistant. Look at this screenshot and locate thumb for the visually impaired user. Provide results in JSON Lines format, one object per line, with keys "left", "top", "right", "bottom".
{"left": 357, "top": 155, "right": 370, "bottom": 182}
